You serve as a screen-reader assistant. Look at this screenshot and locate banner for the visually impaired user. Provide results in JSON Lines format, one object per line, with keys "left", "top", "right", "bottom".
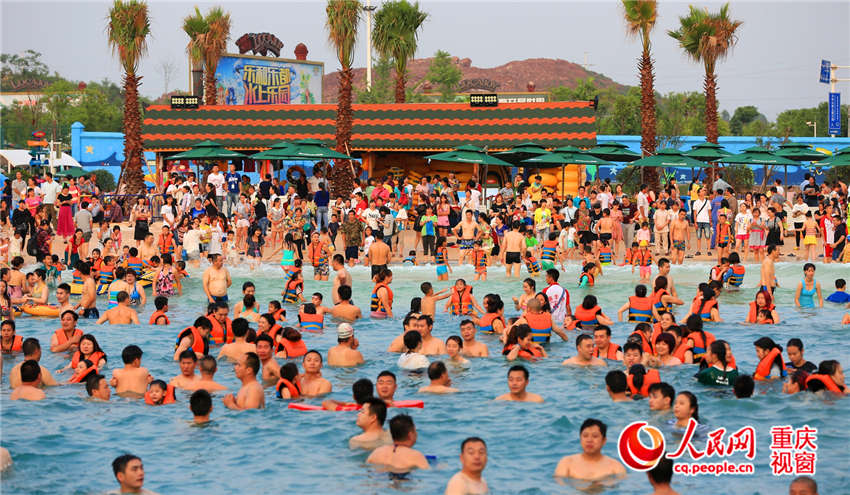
{"left": 214, "top": 54, "right": 323, "bottom": 106}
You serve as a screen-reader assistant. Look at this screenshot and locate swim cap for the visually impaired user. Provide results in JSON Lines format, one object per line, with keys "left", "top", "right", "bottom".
{"left": 337, "top": 323, "right": 354, "bottom": 339}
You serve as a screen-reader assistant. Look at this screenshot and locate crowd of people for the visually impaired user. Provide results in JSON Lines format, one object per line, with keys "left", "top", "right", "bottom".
{"left": 1, "top": 164, "right": 848, "bottom": 494}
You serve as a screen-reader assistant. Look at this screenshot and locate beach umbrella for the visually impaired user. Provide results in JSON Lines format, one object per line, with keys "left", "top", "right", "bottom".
{"left": 55, "top": 167, "right": 91, "bottom": 178}
{"left": 272, "top": 138, "right": 353, "bottom": 161}
{"left": 724, "top": 149, "right": 801, "bottom": 187}
{"left": 628, "top": 148, "right": 710, "bottom": 181}
{"left": 493, "top": 142, "right": 550, "bottom": 165}
{"left": 684, "top": 142, "right": 732, "bottom": 162}
{"left": 775, "top": 143, "right": 828, "bottom": 162}
{"left": 524, "top": 147, "right": 614, "bottom": 197}
{"left": 250, "top": 141, "right": 294, "bottom": 160}
{"left": 425, "top": 145, "right": 513, "bottom": 166}
{"left": 815, "top": 148, "right": 850, "bottom": 167}
{"left": 586, "top": 142, "right": 641, "bottom": 162}
{"left": 165, "top": 141, "right": 248, "bottom": 161}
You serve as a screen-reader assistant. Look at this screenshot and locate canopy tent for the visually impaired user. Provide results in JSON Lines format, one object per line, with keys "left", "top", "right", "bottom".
{"left": 586, "top": 142, "right": 641, "bottom": 163}
{"left": 524, "top": 146, "right": 614, "bottom": 197}
{"left": 493, "top": 142, "right": 551, "bottom": 165}
{"left": 0, "top": 149, "right": 83, "bottom": 174}
{"left": 684, "top": 142, "right": 733, "bottom": 162}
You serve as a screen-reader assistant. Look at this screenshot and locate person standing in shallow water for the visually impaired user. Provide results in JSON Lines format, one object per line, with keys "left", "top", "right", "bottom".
{"left": 445, "top": 437, "right": 489, "bottom": 495}
{"left": 109, "top": 454, "right": 159, "bottom": 495}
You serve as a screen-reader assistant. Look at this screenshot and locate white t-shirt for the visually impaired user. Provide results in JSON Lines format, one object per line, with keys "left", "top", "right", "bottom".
{"left": 183, "top": 229, "right": 201, "bottom": 253}
{"left": 160, "top": 205, "right": 176, "bottom": 227}
{"left": 734, "top": 212, "right": 752, "bottom": 236}
{"left": 207, "top": 173, "right": 226, "bottom": 196}
{"left": 692, "top": 199, "right": 711, "bottom": 223}
{"left": 544, "top": 283, "right": 568, "bottom": 322}
{"left": 362, "top": 208, "right": 381, "bottom": 230}
{"left": 597, "top": 191, "right": 613, "bottom": 210}
{"left": 398, "top": 352, "right": 430, "bottom": 371}
{"left": 40, "top": 180, "right": 61, "bottom": 204}
{"left": 653, "top": 209, "right": 671, "bottom": 232}
{"left": 636, "top": 191, "right": 650, "bottom": 217}
{"left": 791, "top": 203, "right": 808, "bottom": 223}
{"left": 467, "top": 189, "right": 482, "bottom": 210}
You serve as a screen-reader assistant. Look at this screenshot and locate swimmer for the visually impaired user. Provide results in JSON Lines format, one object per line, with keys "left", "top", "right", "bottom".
{"left": 170, "top": 350, "right": 199, "bottom": 390}
{"left": 54, "top": 283, "right": 75, "bottom": 314}
{"left": 222, "top": 352, "right": 265, "bottom": 410}
{"left": 647, "top": 457, "right": 679, "bottom": 495}
{"left": 592, "top": 326, "right": 623, "bottom": 361}
{"left": 350, "top": 397, "right": 393, "bottom": 450}
{"left": 445, "top": 437, "right": 489, "bottom": 495}
{"left": 145, "top": 380, "right": 176, "bottom": 406}
{"left": 562, "top": 334, "right": 606, "bottom": 367}
{"left": 173, "top": 317, "right": 213, "bottom": 361}
{"left": 328, "top": 285, "right": 362, "bottom": 321}
{"left": 327, "top": 323, "right": 364, "bottom": 367}
{"left": 110, "top": 345, "right": 152, "bottom": 396}
{"left": 418, "top": 361, "right": 459, "bottom": 394}
{"left": 10, "top": 360, "right": 46, "bottom": 401}
{"left": 445, "top": 336, "right": 470, "bottom": 367}
{"left": 182, "top": 356, "right": 227, "bottom": 392}
{"left": 398, "top": 331, "right": 430, "bottom": 371}
{"left": 203, "top": 253, "right": 232, "bottom": 304}
{"left": 605, "top": 370, "right": 630, "bottom": 402}
{"left": 420, "top": 282, "right": 451, "bottom": 317}
{"left": 459, "top": 320, "right": 489, "bottom": 358}
{"left": 110, "top": 454, "right": 158, "bottom": 495}
{"left": 322, "top": 378, "right": 373, "bottom": 411}
{"left": 648, "top": 382, "right": 675, "bottom": 412}
{"left": 788, "top": 476, "right": 819, "bottom": 495}
{"left": 376, "top": 370, "right": 398, "bottom": 406}
{"left": 299, "top": 350, "right": 333, "bottom": 396}
{"left": 511, "top": 278, "right": 536, "bottom": 312}
{"left": 495, "top": 365, "right": 544, "bottom": 403}
{"left": 190, "top": 389, "right": 213, "bottom": 424}
{"left": 254, "top": 334, "right": 280, "bottom": 385}
{"left": 149, "top": 296, "right": 170, "bottom": 325}
{"left": 366, "top": 414, "right": 430, "bottom": 472}
{"left": 217, "top": 318, "right": 257, "bottom": 362}
{"left": 96, "top": 291, "right": 140, "bottom": 325}
{"left": 9, "top": 338, "right": 58, "bottom": 388}
{"left": 554, "top": 418, "right": 626, "bottom": 480}
{"left": 230, "top": 282, "right": 256, "bottom": 317}
{"left": 50, "top": 310, "right": 84, "bottom": 353}
{"left": 623, "top": 342, "right": 645, "bottom": 369}
{"left": 331, "top": 254, "right": 352, "bottom": 304}
{"left": 387, "top": 313, "right": 420, "bottom": 353}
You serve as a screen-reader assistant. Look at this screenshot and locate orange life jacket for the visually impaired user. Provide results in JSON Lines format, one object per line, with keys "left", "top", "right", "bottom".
{"left": 71, "top": 350, "right": 105, "bottom": 370}
{"left": 177, "top": 326, "right": 209, "bottom": 356}
{"left": 591, "top": 342, "right": 621, "bottom": 360}
{"left": 672, "top": 342, "right": 691, "bottom": 363}
{"left": 805, "top": 374, "right": 845, "bottom": 394}
{"left": 449, "top": 286, "right": 473, "bottom": 315}
{"left": 299, "top": 311, "right": 324, "bottom": 331}
{"left": 745, "top": 301, "right": 776, "bottom": 324}
{"left": 502, "top": 343, "right": 544, "bottom": 360}
{"left": 370, "top": 283, "right": 393, "bottom": 314}
{"left": 478, "top": 312, "right": 505, "bottom": 334}
{"left": 276, "top": 378, "right": 301, "bottom": 398}
{"left": 2, "top": 334, "right": 23, "bottom": 353}
{"left": 686, "top": 330, "right": 716, "bottom": 361}
{"left": 273, "top": 308, "right": 286, "bottom": 322}
{"left": 158, "top": 233, "right": 175, "bottom": 255}
{"left": 524, "top": 311, "right": 553, "bottom": 343}
{"left": 651, "top": 289, "right": 671, "bottom": 314}
{"left": 627, "top": 369, "right": 661, "bottom": 396}
{"left": 628, "top": 296, "right": 654, "bottom": 322}
{"left": 630, "top": 330, "right": 655, "bottom": 355}
{"left": 309, "top": 241, "right": 327, "bottom": 266}
{"left": 149, "top": 310, "right": 170, "bottom": 325}
{"left": 207, "top": 315, "right": 233, "bottom": 344}
{"left": 567, "top": 305, "right": 601, "bottom": 330}
{"left": 144, "top": 384, "right": 177, "bottom": 405}
{"left": 754, "top": 347, "right": 787, "bottom": 381}
{"left": 690, "top": 297, "right": 718, "bottom": 322}
{"left": 278, "top": 338, "right": 307, "bottom": 358}
{"left": 266, "top": 324, "right": 284, "bottom": 344}
{"left": 53, "top": 328, "right": 83, "bottom": 347}
{"left": 69, "top": 365, "right": 97, "bottom": 384}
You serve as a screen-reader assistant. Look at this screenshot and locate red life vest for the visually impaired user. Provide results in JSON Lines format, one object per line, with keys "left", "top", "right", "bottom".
{"left": 144, "top": 384, "right": 177, "bottom": 405}
{"left": 158, "top": 233, "right": 175, "bottom": 255}
{"left": 273, "top": 308, "right": 286, "bottom": 322}
{"left": 71, "top": 350, "right": 105, "bottom": 370}
{"left": 299, "top": 312, "right": 324, "bottom": 331}
{"left": 651, "top": 289, "right": 670, "bottom": 314}
{"left": 53, "top": 328, "right": 83, "bottom": 347}
{"left": 449, "top": 286, "right": 473, "bottom": 315}
{"left": 278, "top": 338, "right": 307, "bottom": 358}
{"left": 207, "top": 315, "right": 233, "bottom": 344}
{"left": 478, "top": 312, "right": 505, "bottom": 334}
{"left": 630, "top": 330, "right": 655, "bottom": 355}
{"left": 805, "top": 374, "right": 845, "bottom": 394}
{"left": 687, "top": 330, "right": 716, "bottom": 360}
{"left": 370, "top": 283, "right": 393, "bottom": 314}
{"left": 672, "top": 342, "right": 691, "bottom": 363}
{"left": 524, "top": 311, "right": 553, "bottom": 343}
{"left": 754, "top": 347, "right": 788, "bottom": 381}
{"left": 568, "top": 305, "right": 601, "bottom": 330}
{"left": 591, "top": 342, "right": 621, "bottom": 360}
{"left": 177, "top": 326, "right": 209, "bottom": 356}
{"left": 69, "top": 365, "right": 98, "bottom": 384}
{"left": 628, "top": 296, "right": 654, "bottom": 322}
{"left": 2, "top": 334, "right": 23, "bottom": 353}
{"left": 276, "top": 378, "right": 301, "bottom": 398}
{"left": 746, "top": 301, "right": 775, "bottom": 324}
{"left": 502, "top": 343, "right": 544, "bottom": 360}
{"left": 626, "top": 368, "right": 661, "bottom": 396}
{"left": 149, "top": 310, "right": 170, "bottom": 325}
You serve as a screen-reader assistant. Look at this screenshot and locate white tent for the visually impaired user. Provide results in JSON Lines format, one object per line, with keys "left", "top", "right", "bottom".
{"left": 0, "top": 149, "right": 83, "bottom": 173}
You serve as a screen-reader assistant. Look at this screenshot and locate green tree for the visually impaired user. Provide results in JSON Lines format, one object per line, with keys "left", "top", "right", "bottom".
{"left": 372, "top": 0, "right": 428, "bottom": 103}
{"left": 182, "top": 6, "right": 231, "bottom": 105}
{"left": 425, "top": 50, "right": 462, "bottom": 102}
{"left": 775, "top": 102, "right": 848, "bottom": 138}
{"left": 355, "top": 55, "right": 394, "bottom": 103}
{"left": 1, "top": 50, "right": 51, "bottom": 81}
{"left": 107, "top": 0, "right": 151, "bottom": 194}
{"left": 729, "top": 105, "right": 764, "bottom": 135}
{"left": 598, "top": 86, "right": 642, "bottom": 135}
{"left": 549, "top": 77, "right": 599, "bottom": 102}
{"left": 41, "top": 80, "right": 78, "bottom": 141}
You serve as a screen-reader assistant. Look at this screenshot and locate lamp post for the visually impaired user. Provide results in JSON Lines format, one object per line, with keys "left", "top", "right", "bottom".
{"left": 806, "top": 121, "right": 816, "bottom": 137}
{"left": 363, "top": 0, "right": 377, "bottom": 90}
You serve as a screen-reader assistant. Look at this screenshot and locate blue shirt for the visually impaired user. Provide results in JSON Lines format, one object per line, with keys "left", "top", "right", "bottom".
{"left": 225, "top": 173, "right": 241, "bottom": 194}
{"left": 315, "top": 190, "right": 330, "bottom": 207}
{"left": 826, "top": 291, "right": 850, "bottom": 303}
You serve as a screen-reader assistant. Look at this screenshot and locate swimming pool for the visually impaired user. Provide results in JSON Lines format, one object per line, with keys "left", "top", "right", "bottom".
{"left": 2, "top": 261, "right": 848, "bottom": 494}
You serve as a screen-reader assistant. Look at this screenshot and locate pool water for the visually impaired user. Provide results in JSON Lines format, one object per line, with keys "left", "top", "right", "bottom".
{"left": 1, "top": 261, "right": 849, "bottom": 494}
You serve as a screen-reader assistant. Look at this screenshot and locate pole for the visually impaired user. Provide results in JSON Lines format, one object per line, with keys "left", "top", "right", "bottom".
{"left": 365, "top": 0, "right": 375, "bottom": 90}
{"left": 561, "top": 162, "right": 565, "bottom": 198}
{"left": 830, "top": 64, "right": 836, "bottom": 138}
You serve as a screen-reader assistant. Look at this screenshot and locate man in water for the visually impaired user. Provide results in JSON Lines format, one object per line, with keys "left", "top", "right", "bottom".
{"left": 760, "top": 244, "right": 780, "bottom": 294}
{"left": 495, "top": 365, "right": 543, "bottom": 403}
{"left": 322, "top": 378, "right": 373, "bottom": 411}
{"left": 170, "top": 350, "right": 199, "bottom": 390}
{"left": 217, "top": 318, "right": 256, "bottom": 362}
{"left": 387, "top": 314, "right": 421, "bottom": 353}
{"left": 418, "top": 315, "right": 447, "bottom": 355}
{"left": 10, "top": 361, "right": 46, "bottom": 401}
{"left": 9, "top": 338, "right": 58, "bottom": 388}
{"left": 76, "top": 264, "right": 99, "bottom": 318}
{"left": 366, "top": 414, "right": 430, "bottom": 471}
{"left": 562, "top": 334, "right": 607, "bottom": 367}
{"left": 367, "top": 231, "right": 392, "bottom": 279}
{"left": 328, "top": 285, "right": 362, "bottom": 321}
{"left": 669, "top": 210, "right": 689, "bottom": 265}
{"left": 605, "top": 371, "right": 631, "bottom": 402}
{"left": 349, "top": 397, "right": 392, "bottom": 450}
{"left": 173, "top": 317, "right": 213, "bottom": 360}
{"left": 453, "top": 209, "right": 480, "bottom": 266}
{"left": 418, "top": 361, "right": 459, "bottom": 394}
{"left": 254, "top": 334, "right": 280, "bottom": 385}
{"left": 96, "top": 291, "right": 139, "bottom": 325}
{"left": 459, "top": 320, "right": 489, "bottom": 357}
{"left": 654, "top": 258, "right": 678, "bottom": 298}
{"left": 110, "top": 345, "right": 152, "bottom": 396}
{"left": 789, "top": 476, "right": 819, "bottom": 495}
{"left": 544, "top": 269, "right": 571, "bottom": 322}
{"left": 50, "top": 310, "right": 83, "bottom": 353}
{"left": 327, "top": 323, "right": 364, "bottom": 367}
{"left": 331, "top": 254, "right": 352, "bottom": 304}
{"left": 445, "top": 437, "right": 489, "bottom": 495}
{"left": 110, "top": 454, "right": 158, "bottom": 495}
{"left": 182, "top": 356, "right": 227, "bottom": 392}
{"left": 376, "top": 370, "right": 398, "bottom": 406}
{"left": 502, "top": 221, "right": 525, "bottom": 278}
{"left": 622, "top": 342, "right": 644, "bottom": 369}
{"left": 86, "top": 374, "right": 111, "bottom": 401}
{"left": 646, "top": 457, "right": 679, "bottom": 495}
{"left": 554, "top": 418, "right": 626, "bottom": 480}
{"left": 54, "top": 283, "right": 75, "bottom": 314}
{"left": 190, "top": 389, "right": 213, "bottom": 425}
{"left": 203, "top": 254, "right": 231, "bottom": 304}
{"left": 648, "top": 382, "right": 675, "bottom": 412}
{"left": 223, "top": 352, "right": 265, "bottom": 410}
{"left": 300, "top": 350, "right": 333, "bottom": 396}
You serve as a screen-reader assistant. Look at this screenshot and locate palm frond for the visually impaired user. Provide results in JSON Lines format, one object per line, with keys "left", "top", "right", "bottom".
{"left": 325, "top": 0, "right": 361, "bottom": 70}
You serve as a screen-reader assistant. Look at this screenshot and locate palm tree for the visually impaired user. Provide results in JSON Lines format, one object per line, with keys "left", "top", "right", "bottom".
{"left": 669, "top": 3, "right": 742, "bottom": 146}
{"left": 183, "top": 7, "right": 231, "bottom": 105}
{"left": 107, "top": 0, "right": 151, "bottom": 195}
{"left": 182, "top": 7, "right": 207, "bottom": 98}
{"left": 372, "top": 0, "right": 428, "bottom": 103}
{"left": 622, "top": 0, "right": 658, "bottom": 188}
{"left": 326, "top": 0, "right": 361, "bottom": 198}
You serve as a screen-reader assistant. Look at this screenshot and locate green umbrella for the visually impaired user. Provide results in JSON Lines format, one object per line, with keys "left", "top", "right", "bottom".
{"left": 425, "top": 145, "right": 513, "bottom": 166}
{"left": 250, "top": 141, "right": 294, "bottom": 160}
{"left": 723, "top": 151, "right": 800, "bottom": 166}
{"left": 165, "top": 140, "right": 248, "bottom": 161}
{"left": 684, "top": 142, "right": 732, "bottom": 162}
{"left": 55, "top": 168, "right": 90, "bottom": 178}
{"left": 815, "top": 148, "right": 850, "bottom": 167}
{"left": 586, "top": 143, "right": 641, "bottom": 162}
{"left": 524, "top": 148, "right": 614, "bottom": 197}
{"left": 493, "top": 142, "right": 550, "bottom": 165}
{"left": 775, "top": 143, "right": 828, "bottom": 162}
{"left": 630, "top": 148, "right": 710, "bottom": 168}
{"left": 272, "top": 139, "right": 353, "bottom": 160}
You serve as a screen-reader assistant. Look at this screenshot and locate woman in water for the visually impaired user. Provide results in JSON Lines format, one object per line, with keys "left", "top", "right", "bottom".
{"left": 502, "top": 324, "right": 546, "bottom": 362}
{"left": 794, "top": 263, "right": 823, "bottom": 308}
{"left": 753, "top": 336, "right": 787, "bottom": 381}
{"left": 57, "top": 334, "right": 107, "bottom": 373}
{"left": 806, "top": 360, "right": 848, "bottom": 395}
{"left": 124, "top": 269, "right": 147, "bottom": 307}
{"left": 511, "top": 278, "right": 536, "bottom": 312}
{"left": 696, "top": 340, "right": 738, "bottom": 386}
{"left": 445, "top": 336, "right": 470, "bottom": 367}
{"left": 669, "top": 391, "right": 709, "bottom": 435}
{"left": 744, "top": 290, "right": 780, "bottom": 324}
{"left": 651, "top": 333, "right": 682, "bottom": 367}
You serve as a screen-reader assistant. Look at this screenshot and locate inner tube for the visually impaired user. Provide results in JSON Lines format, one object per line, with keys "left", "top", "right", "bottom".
{"left": 22, "top": 304, "right": 61, "bottom": 317}
{"left": 70, "top": 283, "right": 84, "bottom": 295}
{"left": 287, "top": 403, "right": 325, "bottom": 411}
{"left": 286, "top": 165, "right": 307, "bottom": 184}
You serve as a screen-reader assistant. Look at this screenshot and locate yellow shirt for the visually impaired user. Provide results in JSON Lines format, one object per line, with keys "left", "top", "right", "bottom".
{"left": 529, "top": 183, "right": 543, "bottom": 202}
{"left": 533, "top": 208, "right": 551, "bottom": 228}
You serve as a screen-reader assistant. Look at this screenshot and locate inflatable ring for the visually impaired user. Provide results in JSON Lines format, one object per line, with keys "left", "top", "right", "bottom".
{"left": 70, "top": 283, "right": 84, "bottom": 296}
{"left": 22, "top": 304, "right": 61, "bottom": 317}
{"left": 286, "top": 165, "right": 307, "bottom": 184}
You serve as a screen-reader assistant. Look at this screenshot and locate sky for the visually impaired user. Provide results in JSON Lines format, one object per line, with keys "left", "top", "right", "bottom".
{"left": 2, "top": 0, "right": 848, "bottom": 120}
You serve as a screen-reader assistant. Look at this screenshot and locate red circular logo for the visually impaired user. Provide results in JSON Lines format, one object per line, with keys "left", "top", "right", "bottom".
{"left": 32, "top": 131, "right": 46, "bottom": 138}
{"left": 617, "top": 421, "right": 666, "bottom": 471}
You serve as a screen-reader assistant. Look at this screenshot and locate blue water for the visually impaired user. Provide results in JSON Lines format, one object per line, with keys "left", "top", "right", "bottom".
{"left": 2, "top": 261, "right": 849, "bottom": 494}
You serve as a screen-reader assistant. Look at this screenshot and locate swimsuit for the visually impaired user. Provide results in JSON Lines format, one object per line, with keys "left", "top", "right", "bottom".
{"left": 459, "top": 239, "right": 474, "bottom": 250}
{"left": 799, "top": 279, "right": 817, "bottom": 308}
{"left": 673, "top": 240, "right": 686, "bottom": 251}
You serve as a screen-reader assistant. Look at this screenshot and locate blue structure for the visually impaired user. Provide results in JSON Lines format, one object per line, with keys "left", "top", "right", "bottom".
{"left": 594, "top": 135, "right": 850, "bottom": 185}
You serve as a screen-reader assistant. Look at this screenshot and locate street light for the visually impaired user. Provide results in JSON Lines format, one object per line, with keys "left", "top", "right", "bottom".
{"left": 363, "top": 0, "right": 377, "bottom": 90}
{"left": 805, "top": 121, "right": 817, "bottom": 137}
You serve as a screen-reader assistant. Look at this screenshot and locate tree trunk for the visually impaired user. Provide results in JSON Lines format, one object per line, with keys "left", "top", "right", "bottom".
{"left": 204, "top": 67, "right": 218, "bottom": 105}
{"left": 638, "top": 50, "right": 659, "bottom": 191}
{"left": 394, "top": 66, "right": 406, "bottom": 103}
{"left": 122, "top": 73, "right": 145, "bottom": 195}
{"left": 332, "top": 67, "right": 355, "bottom": 199}
{"left": 704, "top": 71, "right": 718, "bottom": 183}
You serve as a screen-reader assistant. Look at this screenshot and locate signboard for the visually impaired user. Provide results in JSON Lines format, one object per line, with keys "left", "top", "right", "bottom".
{"left": 470, "top": 94, "right": 498, "bottom": 107}
{"left": 819, "top": 60, "right": 831, "bottom": 84}
{"left": 214, "top": 54, "right": 323, "bottom": 105}
{"left": 828, "top": 92, "right": 841, "bottom": 135}
{"left": 170, "top": 95, "right": 200, "bottom": 109}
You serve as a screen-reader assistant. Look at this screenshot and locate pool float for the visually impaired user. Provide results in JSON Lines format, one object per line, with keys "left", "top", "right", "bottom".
{"left": 12, "top": 306, "right": 22, "bottom": 317}
{"left": 288, "top": 400, "right": 424, "bottom": 411}
{"left": 137, "top": 270, "right": 156, "bottom": 288}
{"left": 70, "top": 282, "right": 84, "bottom": 295}
{"left": 22, "top": 304, "right": 61, "bottom": 317}
{"left": 286, "top": 165, "right": 307, "bottom": 184}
